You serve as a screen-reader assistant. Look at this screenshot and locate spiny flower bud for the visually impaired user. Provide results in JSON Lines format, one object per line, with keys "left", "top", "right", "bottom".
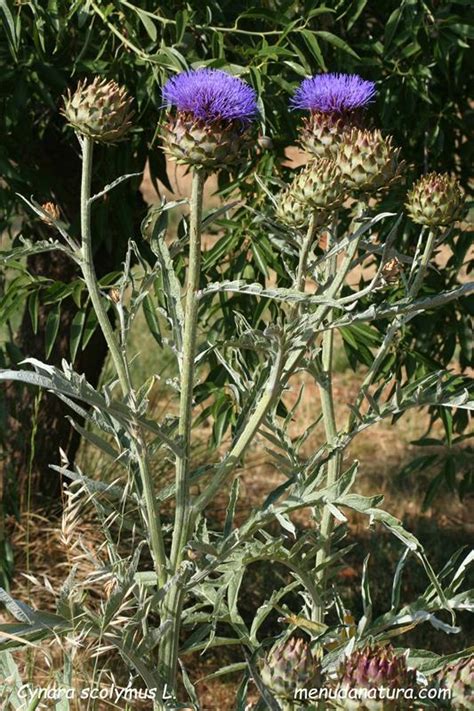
{"left": 437, "top": 656, "right": 473, "bottom": 711}
{"left": 260, "top": 637, "right": 320, "bottom": 702}
{"left": 381, "top": 257, "right": 403, "bottom": 286}
{"left": 405, "top": 172, "right": 465, "bottom": 227}
{"left": 291, "top": 73, "right": 376, "bottom": 159}
{"left": 62, "top": 77, "right": 134, "bottom": 143}
{"left": 109, "top": 288, "right": 120, "bottom": 304}
{"left": 275, "top": 188, "right": 312, "bottom": 229}
{"left": 291, "top": 159, "right": 347, "bottom": 211}
{"left": 337, "top": 128, "right": 404, "bottom": 194}
{"left": 335, "top": 644, "right": 418, "bottom": 710}
{"left": 298, "top": 110, "right": 360, "bottom": 159}
{"left": 161, "top": 69, "right": 257, "bottom": 169}
{"left": 40, "top": 202, "right": 60, "bottom": 224}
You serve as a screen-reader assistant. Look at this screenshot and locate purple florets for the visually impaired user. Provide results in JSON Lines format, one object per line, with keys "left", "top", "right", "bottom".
{"left": 162, "top": 68, "right": 258, "bottom": 123}
{"left": 291, "top": 73, "right": 376, "bottom": 113}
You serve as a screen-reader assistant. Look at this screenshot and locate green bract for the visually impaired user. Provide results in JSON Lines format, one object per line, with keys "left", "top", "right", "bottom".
{"left": 260, "top": 637, "right": 320, "bottom": 702}
{"left": 438, "top": 656, "right": 474, "bottom": 710}
{"left": 62, "top": 77, "right": 134, "bottom": 143}
{"left": 405, "top": 172, "right": 465, "bottom": 227}
{"left": 337, "top": 128, "right": 404, "bottom": 194}
{"left": 292, "top": 159, "right": 347, "bottom": 211}
{"left": 275, "top": 186, "right": 312, "bottom": 228}
{"left": 335, "top": 644, "right": 418, "bottom": 711}
{"left": 298, "top": 110, "right": 360, "bottom": 159}
{"left": 160, "top": 114, "right": 253, "bottom": 169}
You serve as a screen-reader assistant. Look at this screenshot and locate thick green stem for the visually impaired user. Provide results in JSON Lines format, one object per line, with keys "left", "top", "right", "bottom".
{"left": 80, "top": 136, "right": 167, "bottom": 588}
{"left": 295, "top": 214, "right": 318, "bottom": 292}
{"left": 159, "top": 167, "right": 205, "bottom": 692}
{"left": 409, "top": 229, "right": 437, "bottom": 297}
{"left": 170, "top": 167, "right": 205, "bottom": 569}
{"left": 313, "top": 228, "right": 340, "bottom": 623}
{"left": 288, "top": 213, "right": 319, "bottom": 324}
{"left": 80, "top": 138, "right": 130, "bottom": 393}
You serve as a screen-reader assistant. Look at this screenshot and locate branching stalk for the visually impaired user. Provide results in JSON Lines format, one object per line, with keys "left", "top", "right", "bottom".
{"left": 279, "top": 208, "right": 371, "bottom": 623}
{"left": 80, "top": 136, "right": 166, "bottom": 588}
{"left": 170, "top": 167, "right": 205, "bottom": 570}
{"left": 159, "top": 167, "right": 205, "bottom": 692}
{"left": 295, "top": 214, "right": 318, "bottom": 293}
{"left": 314, "top": 220, "right": 341, "bottom": 623}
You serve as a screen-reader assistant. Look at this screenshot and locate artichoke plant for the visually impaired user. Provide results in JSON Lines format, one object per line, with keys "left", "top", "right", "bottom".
{"left": 336, "top": 129, "right": 404, "bottom": 194}
{"left": 298, "top": 111, "right": 358, "bottom": 159}
{"left": 160, "top": 114, "right": 253, "bottom": 169}
{"left": 405, "top": 172, "right": 465, "bottom": 227}
{"left": 260, "top": 637, "right": 321, "bottom": 706}
{"left": 291, "top": 159, "right": 347, "bottom": 212}
{"left": 160, "top": 68, "right": 257, "bottom": 168}
{"left": 275, "top": 187, "right": 312, "bottom": 229}
{"left": 437, "top": 656, "right": 474, "bottom": 710}
{"left": 62, "top": 77, "right": 134, "bottom": 143}
{"left": 292, "top": 73, "right": 376, "bottom": 160}
{"left": 334, "top": 644, "right": 418, "bottom": 710}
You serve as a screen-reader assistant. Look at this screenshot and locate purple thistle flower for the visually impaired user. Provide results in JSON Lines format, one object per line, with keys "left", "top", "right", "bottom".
{"left": 291, "top": 73, "right": 376, "bottom": 113}
{"left": 162, "top": 68, "right": 258, "bottom": 124}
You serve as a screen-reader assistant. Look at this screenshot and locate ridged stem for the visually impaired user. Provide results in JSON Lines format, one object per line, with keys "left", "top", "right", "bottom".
{"left": 80, "top": 138, "right": 130, "bottom": 391}
{"left": 314, "top": 221, "right": 340, "bottom": 623}
{"left": 170, "top": 167, "right": 205, "bottom": 569}
{"left": 80, "top": 136, "right": 167, "bottom": 588}
{"left": 159, "top": 167, "right": 205, "bottom": 693}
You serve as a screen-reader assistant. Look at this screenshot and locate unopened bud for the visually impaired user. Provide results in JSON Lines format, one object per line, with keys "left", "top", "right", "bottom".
{"left": 381, "top": 256, "right": 403, "bottom": 286}
{"left": 109, "top": 288, "right": 120, "bottom": 304}
{"left": 41, "top": 201, "right": 60, "bottom": 224}
{"left": 62, "top": 77, "right": 134, "bottom": 143}
{"left": 336, "top": 128, "right": 404, "bottom": 194}
{"left": 405, "top": 172, "right": 465, "bottom": 227}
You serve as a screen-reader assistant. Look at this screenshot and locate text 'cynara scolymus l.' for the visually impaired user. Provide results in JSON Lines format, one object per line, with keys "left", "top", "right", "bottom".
{"left": 160, "top": 68, "right": 258, "bottom": 168}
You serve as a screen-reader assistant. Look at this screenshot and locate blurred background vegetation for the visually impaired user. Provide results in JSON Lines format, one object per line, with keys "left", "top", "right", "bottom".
{"left": 0, "top": 0, "right": 472, "bottom": 585}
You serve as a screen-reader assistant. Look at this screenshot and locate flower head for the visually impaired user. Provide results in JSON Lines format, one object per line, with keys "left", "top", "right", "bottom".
{"left": 162, "top": 68, "right": 257, "bottom": 124}
{"left": 291, "top": 73, "right": 376, "bottom": 114}
{"left": 337, "top": 128, "right": 404, "bottom": 194}
{"left": 260, "top": 637, "right": 321, "bottom": 702}
{"left": 41, "top": 202, "right": 61, "bottom": 224}
{"left": 62, "top": 77, "right": 134, "bottom": 143}
{"left": 405, "top": 172, "right": 465, "bottom": 227}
